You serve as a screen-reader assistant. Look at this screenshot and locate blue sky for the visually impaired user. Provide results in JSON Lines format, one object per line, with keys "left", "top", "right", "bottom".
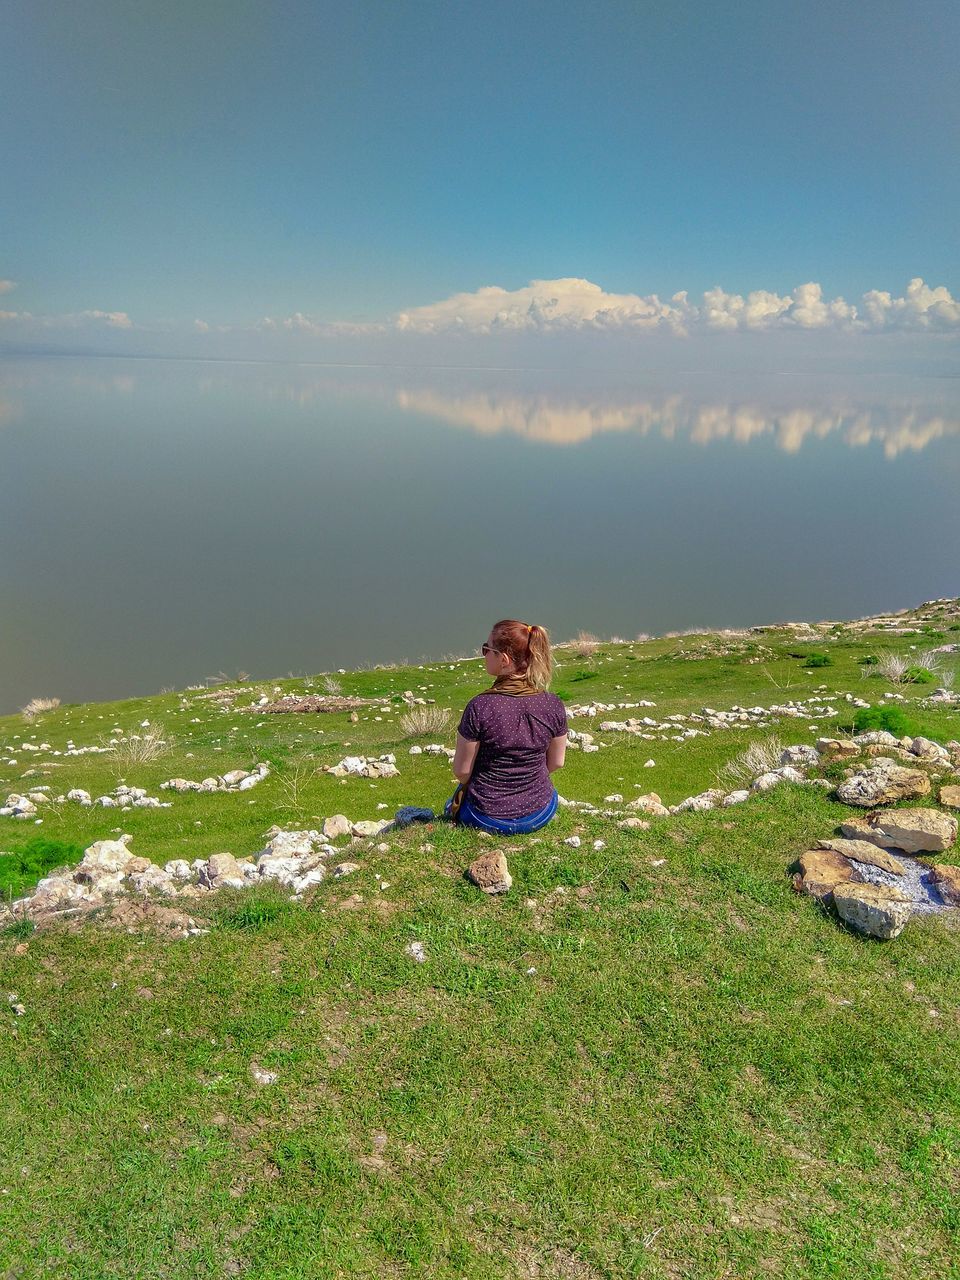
{"left": 2, "top": 0, "right": 958, "bottom": 358}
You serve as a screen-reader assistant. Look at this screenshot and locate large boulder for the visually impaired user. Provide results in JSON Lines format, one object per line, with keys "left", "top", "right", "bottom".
{"left": 856, "top": 808, "right": 957, "bottom": 855}
{"left": 832, "top": 882, "right": 912, "bottom": 940}
{"left": 815, "top": 838, "right": 905, "bottom": 876}
{"left": 76, "top": 838, "right": 134, "bottom": 879}
{"left": 836, "top": 760, "right": 931, "bottom": 807}
{"left": 797, "top": 848, "right": 862, "bottom": 903}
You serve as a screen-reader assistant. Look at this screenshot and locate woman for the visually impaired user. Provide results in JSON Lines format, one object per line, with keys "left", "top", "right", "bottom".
{"left": 445, "top": 619, "right": 567, "bottom": 834}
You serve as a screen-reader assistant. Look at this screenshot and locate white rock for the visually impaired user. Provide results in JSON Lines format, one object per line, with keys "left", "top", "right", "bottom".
{"left": 67, "top": 789, "right": 92, "bottom": 805}
{"left": 404, "top": 941, "right": 427, "bottom": 963}
{"left": 644, "top": 759, "right": 656, "bottom": 768}
{"left": 164, "top": 859, "right": 193, "bottom": 881}
{"left": 722, "top": 790, "right": 750, "bottom": 806}
{"left": 564, "top": 836, "right": 581, "bottom": 848}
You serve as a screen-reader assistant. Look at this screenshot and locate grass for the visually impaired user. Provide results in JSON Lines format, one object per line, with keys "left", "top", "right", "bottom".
{"left": 1, "top": 603, "right": 959, "bottom": 1277}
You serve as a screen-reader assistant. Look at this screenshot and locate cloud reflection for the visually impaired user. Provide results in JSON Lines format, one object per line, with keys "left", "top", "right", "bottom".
{"left": 396, "top": 387, "right": 960, "bottom": 458}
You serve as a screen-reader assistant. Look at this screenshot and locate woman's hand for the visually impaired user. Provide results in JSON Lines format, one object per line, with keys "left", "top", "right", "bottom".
{"left": 452, "top": 733, "right": 480, "bottom": 784}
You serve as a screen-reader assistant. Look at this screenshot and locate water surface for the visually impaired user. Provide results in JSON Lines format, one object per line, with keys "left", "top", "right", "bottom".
{"left": 2, "top": 357, "right": 958, "bottom": 711}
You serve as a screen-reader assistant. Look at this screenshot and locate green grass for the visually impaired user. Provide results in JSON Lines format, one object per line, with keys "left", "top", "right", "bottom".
{"left": 1, "top": 606, "right": 959, "bottom": 1277}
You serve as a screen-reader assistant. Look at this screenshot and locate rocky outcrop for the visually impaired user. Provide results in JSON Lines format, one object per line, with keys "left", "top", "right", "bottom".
{"left": 836, "top": 759, "right": 931, "bottom": 807}
{"left": 815, "top": 838, "right": 905, "bottom": 876}
{"left": 797, "top": 848, "right": 863, "bottom": 903}
{"left": 841, "top": 808, "right": 957, "bottom": 855}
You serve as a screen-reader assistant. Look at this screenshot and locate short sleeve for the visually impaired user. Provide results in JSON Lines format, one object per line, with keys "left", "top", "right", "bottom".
{"left": 552, "top": 697, "right": 568, "bottom": 737}
{"left": 458, "top": 696, "right": 483, "bottom": 742}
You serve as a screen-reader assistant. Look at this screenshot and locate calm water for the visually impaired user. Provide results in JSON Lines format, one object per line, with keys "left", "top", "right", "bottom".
{"left": 2, "top": 356, "right": 959, "bottom": 711}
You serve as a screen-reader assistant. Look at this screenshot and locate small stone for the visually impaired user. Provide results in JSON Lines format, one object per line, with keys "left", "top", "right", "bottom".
{"left": 627, "top": 792, "right": 669, "bottom": 816}
{"left": 618, "top": 817, "right": 650, "bottom": 830}
{"left": 250, "top": 1063, "right": 278, "bottom": 1086}
{"left": 404, "top": 941, "right": 426, "bottom": 963}
{"left": 722, "top": 790, "right": 750, "bottom": 806}
{"left": 467, "top": 851, "right": 512, "bottom": 895}
{"left": 332, "top": 861, "right": 360, "bottom": 878}
{"left": 832, "top": 882, "right": 912, "bottom": 940}
{"left": 564, "top": 836, "right": 581, "bottom": 848}
{"left": 938, "top": 785, "right": 960, "bottom": 810}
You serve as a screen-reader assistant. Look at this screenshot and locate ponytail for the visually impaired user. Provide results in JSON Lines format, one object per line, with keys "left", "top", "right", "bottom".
{"left": 489, "top": 619, "right": 554, "bottom": 690}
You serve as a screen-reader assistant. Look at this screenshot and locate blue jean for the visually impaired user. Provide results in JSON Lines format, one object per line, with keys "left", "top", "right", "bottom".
{"left": 444, "top": 786, "right": 559, "bottom": 835}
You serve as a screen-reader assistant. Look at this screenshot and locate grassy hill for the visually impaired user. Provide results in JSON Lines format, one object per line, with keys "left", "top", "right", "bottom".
{"left": 1, "top": 601, "right": 959, "bottom": 1278}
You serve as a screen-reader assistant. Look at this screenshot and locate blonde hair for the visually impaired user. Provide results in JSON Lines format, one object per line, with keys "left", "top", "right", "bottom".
{"left": 490, "top": 619, "right": 553, "bottom": 690}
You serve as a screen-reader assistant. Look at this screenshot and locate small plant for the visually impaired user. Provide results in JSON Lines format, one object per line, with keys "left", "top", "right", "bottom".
{"left": 803, "top": 653, "right": 832, "bottom": 668}
{"left": 722, "top": 737, "right": 785, "bottom": 785}
{"left": 400, "top": 705, "right": 452, "bottom": 737}
{"left": 322, "top": 675, "right": 343, "bottom": 695}
{"left": 851, "top": 707, "right": 918, "bottom": 737}
{"left": 939, "top": 668, "right": 956, "bottom": 690}
{"left": 1, "top": 918, "right": 36, "bottom": 940}
{"left": 20, "top": 696, "right": 60, "bottom": 722}
{"left": 569, "top": 669, "right": 600, "bottom": 683}
{"left": 903, "top": 666, "right": 935, "bottom": 684}
{"left": 216, "top": 897, "right": 294, "bottom": 931}
{"left": 858, "top": 654, "right": 879, "bottom": 665}
{"left": 569, "top": 631, "right": 600, "bottom": 658}
{"left": 872, "top": 653, "right": 909, "bottom": 684}
{"left": 108, "top": 724, "right": 172, "bottom": 769}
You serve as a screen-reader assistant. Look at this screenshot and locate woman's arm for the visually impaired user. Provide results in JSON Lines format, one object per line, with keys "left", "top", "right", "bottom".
{"left": 452, "top": 733, "right": 480, "bottom": 784}
{"left": 546, "top": 734, "right": 567, "bottom": 773}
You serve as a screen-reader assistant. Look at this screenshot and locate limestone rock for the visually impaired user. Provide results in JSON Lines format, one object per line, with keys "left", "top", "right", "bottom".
{"left": 323, "top": 814, "right": 352, "bottom": 840}
{"left": 939, "top": 784, "right": 960, "bottom": 810}
{"left": 164, "top": 859, "right": 194, "bottom": 881}
{"left": 128, "top": 864, "right": 178, "bottom": 897}
{"left": 467, "top": 851, "right": 512, "bottom": 895}
{"left": 626, "top": 792, "right": 669, "bottom": 816}
{"left": 815, "top": 838, "right": 905, "bottom": 876}
{"left": 816, "top": 738, "right": 859, "bottom": 760}
{"left": 203, "top": 852, "right": 246, "bottom": 889}
{"left": 859, "top": 808, "right": 957, "bottom": 854}
{"left": 351, "top": 819, "right": 391, "bottom": 838}
{"left": 832, "top": 882, "right": 912, "bottom": 940}
{"left": 930, "top": 863, "right": 960, "bottom": 906}
{"left": 836, "top": 760, "right": 931, "bottom": 807}
{"left": 722, "top": 790, "right": 750, "bottom": 806}
{"left": 798, "top": 848, "right": 862, "bottom": 902}
{"left": 332, "top": 861, "right": 360, "bottom": 878}
{"left": 618, "top": 817, "right": 651, "bottom": 831}
{"left": 76, "top": 839, "right": 134, "bottom": 878}
{"left": 674, "top": 789, "right": 725, "bottom": 813}
{"left": 780, "top": 745, "right": 820, "bottom": 768}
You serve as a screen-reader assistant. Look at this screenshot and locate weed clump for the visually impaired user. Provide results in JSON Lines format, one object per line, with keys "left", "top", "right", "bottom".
{"left": 803, "top": 653, "right": 833, "bottom": 668}
{"left": 400, "top": 705, "right": 452, "bottom": 738}
{"left": 851, "top": 707, "right": 918, "bottom": 738}
{"left": 216, "top": 897, "right": 295, "bottom": 931}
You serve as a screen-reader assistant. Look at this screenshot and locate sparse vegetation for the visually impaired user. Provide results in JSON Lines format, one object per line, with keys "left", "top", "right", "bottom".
{"left": 20, "top": 696, "right": 60, "bottom": 721}
{"left": 400, "top": 705, "right": 452, "bottom": 737}
{"left": 721, "top": 735, "right": 785, "bottom": 783}
{"left": 569, "top": 630, "right": 600, "bottom": 657}
{"left": 803, "top": 652, "right": 832, "bottom": 668}
{"left": 107, "top": 723, "right": 172, "bottom": 769}
{"left": 322, "top": 675, "right": 343, "bottom": 694}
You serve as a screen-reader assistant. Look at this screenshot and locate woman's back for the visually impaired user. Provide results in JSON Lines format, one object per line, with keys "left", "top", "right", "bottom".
{"left": 459, "top": 690, "right": 567, "bottom": 819}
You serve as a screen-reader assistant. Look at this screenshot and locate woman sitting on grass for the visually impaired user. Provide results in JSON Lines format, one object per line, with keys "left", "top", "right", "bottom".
{"left": 445, "top": 619, "right": 568, "bottom": 835}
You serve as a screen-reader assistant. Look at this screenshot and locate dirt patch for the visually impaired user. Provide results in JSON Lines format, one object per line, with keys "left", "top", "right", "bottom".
{"left": 96, "top": 898, "right": 206, "bottom": 940}
{"left": 246, "top": 695, "right": 375, "bottom": 714}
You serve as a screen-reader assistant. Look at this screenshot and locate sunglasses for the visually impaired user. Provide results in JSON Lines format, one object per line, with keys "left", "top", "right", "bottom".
{"left": 481, "top": 643, "right": 501, "bottom": 656}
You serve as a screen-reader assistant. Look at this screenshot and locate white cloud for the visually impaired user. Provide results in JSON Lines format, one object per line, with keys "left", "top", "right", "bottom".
{"left": 193, "top": 318, "right": 210, "bottom": 333}
{"left": 77, "top": 309, "right": 133, "bottom": 329}
{"left": 385, "top": 276, "right": 958, "bottom": 337}
{"left": 0, "top": 280, "right": 15, "bottom": 294}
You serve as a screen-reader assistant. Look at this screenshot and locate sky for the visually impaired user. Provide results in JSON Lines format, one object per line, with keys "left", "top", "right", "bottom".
{"left": 2, "top": 0, "right": 959, "bottom": 366}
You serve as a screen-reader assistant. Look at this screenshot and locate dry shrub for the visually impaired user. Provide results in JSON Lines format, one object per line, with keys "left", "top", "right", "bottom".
{"left": 400, "top": 705, "right": 452, "bottom": 738}
{"left": 570, "top": 631, "right": 600, "bottom": 658}
{"left": 872, "top": 653, "right": 909, "bottom": 683}
{"left": 21, "top": 697, "right": 60, "bottom": 722}
{"left": 722, "top": 736, "right": 785, "bottom": 785}
{"left": 322, "top": 675, "right": 343, "bottom": 694}
{"left": 108, "top": 724, "right": 172, "bottom": 768}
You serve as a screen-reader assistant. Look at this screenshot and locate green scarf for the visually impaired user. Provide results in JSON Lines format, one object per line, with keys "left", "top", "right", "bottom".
{"left": 483, "top": 674, "right": 541, "bottom": 697}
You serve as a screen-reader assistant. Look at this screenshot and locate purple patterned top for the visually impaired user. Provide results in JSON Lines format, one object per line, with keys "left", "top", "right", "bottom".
{"left": 458, "top": 691, "right": 568, "bottom": 819}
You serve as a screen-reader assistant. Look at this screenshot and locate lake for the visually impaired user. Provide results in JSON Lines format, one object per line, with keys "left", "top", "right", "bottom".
{"left": 2, "top": 355, "right": 959, "bottom": 711}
